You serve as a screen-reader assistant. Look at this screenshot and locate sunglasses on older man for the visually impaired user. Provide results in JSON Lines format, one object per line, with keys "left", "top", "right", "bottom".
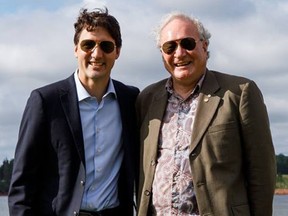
{"left": 80, "top": 39, "right": 116, "bottom": 54}
{"left": 161, "top": 37, "right": 202, "bottom": 55}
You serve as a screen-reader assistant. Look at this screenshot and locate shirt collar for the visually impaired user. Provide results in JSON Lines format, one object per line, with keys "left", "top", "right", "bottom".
{"left": 165, "top": 71, "right": 206, "bottom": 96}
{"left": 74, "top": 70, "right": 117, "bottom": 102}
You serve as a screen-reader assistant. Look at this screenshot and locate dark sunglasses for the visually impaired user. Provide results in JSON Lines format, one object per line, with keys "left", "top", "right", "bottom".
{"left": 80, "top": 39, "right": 116, "bottom": 54}
{"left": 161, "top": 37, "right": 201, "bottom": 55}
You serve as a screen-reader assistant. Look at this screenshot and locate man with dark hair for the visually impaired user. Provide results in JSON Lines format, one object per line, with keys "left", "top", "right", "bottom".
{"left": 8, "top": 8, "right": 139, "bottom": 216}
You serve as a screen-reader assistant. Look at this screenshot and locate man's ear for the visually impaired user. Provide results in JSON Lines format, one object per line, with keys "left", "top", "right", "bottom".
{"left": 203, "top": 40, "right": 208, "bottom": 52}
{"left": 74, "top": 45, "right": 78, "bottom": 58}
{"left": 115, "top": 47, "right": 121, "bottom": 59}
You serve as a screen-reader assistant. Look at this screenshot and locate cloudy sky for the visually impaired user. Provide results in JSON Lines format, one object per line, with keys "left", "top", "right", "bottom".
{"left": 0, "top": 0, "right": 287, "bottom": 162}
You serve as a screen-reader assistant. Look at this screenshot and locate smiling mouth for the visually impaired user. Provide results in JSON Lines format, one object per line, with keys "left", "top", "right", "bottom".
{"left": 175, "top": 61, "right": 192, "bottom": 67}
{"left": 89, "top": 61, "right": 105, "bottom": 67}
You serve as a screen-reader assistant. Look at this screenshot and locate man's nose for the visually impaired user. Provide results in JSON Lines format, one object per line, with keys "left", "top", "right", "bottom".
{"left": 91, "top": 45, "right": 104, "bottom": 57}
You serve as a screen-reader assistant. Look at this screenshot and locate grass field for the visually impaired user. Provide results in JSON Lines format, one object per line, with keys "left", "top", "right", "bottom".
{"left": 276, "top": 174, "right": 288, "bottom": 189}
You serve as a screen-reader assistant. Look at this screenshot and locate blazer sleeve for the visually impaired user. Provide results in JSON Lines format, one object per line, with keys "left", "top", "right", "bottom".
{"left": 8, "top": 90, "right": 49, "bottom": 215}
{"left": 239, "top": 81, "right": 276, "bottom": 215}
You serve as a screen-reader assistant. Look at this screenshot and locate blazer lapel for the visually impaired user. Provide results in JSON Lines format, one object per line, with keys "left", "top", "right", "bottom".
{"left": 190, "top": 71, "right": 221, "bottom": 153}
{"left": 59, "top": 75, "right": 86, "bottom": 165}
{"left": 145, "top": 87, "right": 168, "bottom": 162}
{"left": 112, "top": 81, "right": 127, "bottom": 130}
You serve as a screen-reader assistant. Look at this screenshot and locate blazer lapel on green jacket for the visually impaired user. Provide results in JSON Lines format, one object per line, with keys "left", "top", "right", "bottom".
{"left": 190, "top": 71, "right": 221, "bottom": 153}
{"left": 144, "top": 88, "right": 168, "bottom": 163}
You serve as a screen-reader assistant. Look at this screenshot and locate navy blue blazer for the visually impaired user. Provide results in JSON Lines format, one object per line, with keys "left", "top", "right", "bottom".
{"left": 8, "top": 74, "right": 139, "bottom": 216}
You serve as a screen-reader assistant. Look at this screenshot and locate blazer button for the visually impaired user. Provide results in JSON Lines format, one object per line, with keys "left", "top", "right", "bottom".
{"left": 190, "top": 153, "right": 197, "bottom": 158}
{"left": 151, "top": 160, "right": 156, "bottom": 166}
{"left": 80, "top": 180, "right": 85, "bottom": 186}
{"left": 73, "top": 211, "right": 78, "bottom": 216}
{"left": 144, "top": 190, "right": 151, "bottom": 196}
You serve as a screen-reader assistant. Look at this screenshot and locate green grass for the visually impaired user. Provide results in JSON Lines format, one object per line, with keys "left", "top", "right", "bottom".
{"left": 276, "top": 174, "right": 288, "bottom": 189}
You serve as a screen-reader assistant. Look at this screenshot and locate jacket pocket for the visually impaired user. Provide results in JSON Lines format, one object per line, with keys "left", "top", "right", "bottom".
{"left": 207, "top": 121, "right": 237, "bottom": 133}
{"left": 231, "top": 204, "right": 250, "bottom": 216}
{"left": 205, "top": 122, "right": 241, "bottom": 162}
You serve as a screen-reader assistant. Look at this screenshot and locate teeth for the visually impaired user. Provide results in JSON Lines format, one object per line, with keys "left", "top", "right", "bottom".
{"left": 176, "top": 62, "right": 190, "bottom": 67}
{"left": 90, "top": 62, "right": 104, "bottom": 66}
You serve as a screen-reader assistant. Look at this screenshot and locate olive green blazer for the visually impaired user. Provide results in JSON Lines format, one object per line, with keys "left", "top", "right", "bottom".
{"left": 136, "top": 69, "right": 276, "bottom": 216}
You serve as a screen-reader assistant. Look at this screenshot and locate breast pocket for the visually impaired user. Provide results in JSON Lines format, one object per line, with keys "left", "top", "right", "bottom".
{"left": 205, "top": 122, "right": 242, "bottom": 162}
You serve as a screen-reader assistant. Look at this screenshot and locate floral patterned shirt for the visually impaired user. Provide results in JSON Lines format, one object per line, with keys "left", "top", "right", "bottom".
{"left": 151, "top": 76, "right": 204, "bottom": 216}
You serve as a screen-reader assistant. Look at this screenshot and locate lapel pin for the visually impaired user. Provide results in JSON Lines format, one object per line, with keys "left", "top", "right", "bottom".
{"left": 204, "top": 94, "right": 211, "bottom": 103}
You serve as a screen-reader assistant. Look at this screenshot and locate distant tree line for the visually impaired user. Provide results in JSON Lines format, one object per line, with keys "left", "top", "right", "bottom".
{"left": 276, "top": 153, "right": 288, "bottom": 175}
{"left": 0, "top": 154, "right": 287, "bottom": 194}
{"left": 0, "top": 158, "right": 13, "bottom": 195}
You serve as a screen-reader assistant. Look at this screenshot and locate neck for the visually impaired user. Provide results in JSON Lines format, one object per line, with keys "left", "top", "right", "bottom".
{"left": 172, "top": 77, "right": 198, "bottom": 99}
{"left": 91, "top": 80, "right": 110, "bottom": 102}
{"left": 78, "top": 75, "right": 109, "bottom": 102}
{"left": 174, "top": 85, "right": 195, "bottom": 99}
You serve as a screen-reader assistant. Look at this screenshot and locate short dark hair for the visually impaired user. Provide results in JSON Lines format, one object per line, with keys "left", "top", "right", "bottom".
{"left": 73, "top": 7, "right": 122, "bottom": 48}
